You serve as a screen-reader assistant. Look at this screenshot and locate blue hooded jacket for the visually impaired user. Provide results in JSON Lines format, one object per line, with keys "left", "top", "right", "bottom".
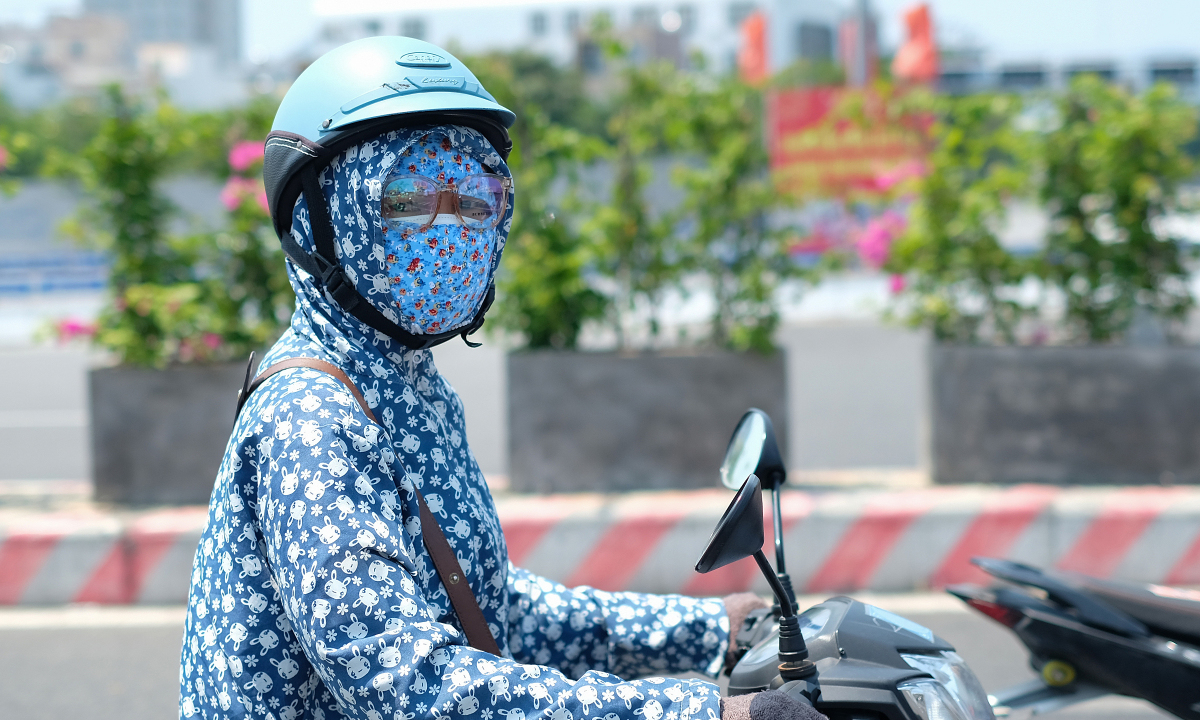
{"left": 179, "top": 126, "right": 729, "bottom": 720}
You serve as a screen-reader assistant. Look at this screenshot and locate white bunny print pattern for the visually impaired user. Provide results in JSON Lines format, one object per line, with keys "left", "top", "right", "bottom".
{"left": 179, "top": 126, "right": 728, "bottom": 720}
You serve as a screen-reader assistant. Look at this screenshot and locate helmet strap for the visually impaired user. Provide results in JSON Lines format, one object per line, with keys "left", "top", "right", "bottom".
{"left": 281, "top": 164, "right": 491, "bottom": 351}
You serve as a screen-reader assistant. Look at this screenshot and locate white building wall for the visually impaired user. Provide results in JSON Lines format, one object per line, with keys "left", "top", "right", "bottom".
{"left": 319, "top": 0, "right": 847, "bottom": 74}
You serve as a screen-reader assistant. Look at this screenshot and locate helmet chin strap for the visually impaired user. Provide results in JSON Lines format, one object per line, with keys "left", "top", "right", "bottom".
{"left": 280, "top": 164, "right": 492, "bottom": 351}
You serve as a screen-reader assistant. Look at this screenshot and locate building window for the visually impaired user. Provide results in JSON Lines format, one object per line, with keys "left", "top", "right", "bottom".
{"left": 939, "top": 71, "right": 979, "bottom": 95}
{"left": 675, "top": 5, "right": 696, "bottom": 34}
{"left": 1150, "top": 60, "right": 1196, "bottom": 85}
{"left": 998, "top": 65, "right": 1047, "bottom": 89}
{"left": 70, "top": 40, "right": 85, "bottom": 59}
{"left": 531, "top": 12, "right": 547, "bottom": 36}
{"left": 579, "top": 40, "right": 604, "bottom": 75}
{"left": 632, "top": 6, "right": 658, "bottom": 26}
{"left": 1065, "top": 62, "right": 1116, "bottom": 82}
{"left": 566, "top": 10, "right": 580, "bottom": 32}
{"left": 796, "top": 22, "right": 832, "bottom": 61}
{"left": 400, "top": 18, "right": 426, "bottom": 40}
{"left": 728, "top": 2, "right": 755, "bottom": 28}
{"left": 365, "top": 19, "right": 382, "bottom": 36}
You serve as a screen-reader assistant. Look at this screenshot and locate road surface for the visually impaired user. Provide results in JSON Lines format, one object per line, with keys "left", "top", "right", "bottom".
{"left": 0, "top": 597, "right": 1174, "bottom": 720}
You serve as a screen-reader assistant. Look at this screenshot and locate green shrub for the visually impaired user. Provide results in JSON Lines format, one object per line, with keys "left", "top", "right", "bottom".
{"left": 67, "top": 87, "right": 291, "bottom": 366}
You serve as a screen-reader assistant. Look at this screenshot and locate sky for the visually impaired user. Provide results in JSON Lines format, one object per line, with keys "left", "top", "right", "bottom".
{"left": 4, "top": 0, "right": 1200, "bottom": 67}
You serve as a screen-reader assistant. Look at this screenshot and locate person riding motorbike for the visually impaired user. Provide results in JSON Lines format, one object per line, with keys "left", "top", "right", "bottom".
{"left": 178, "top": 37, "right": 821, "bottom": 720}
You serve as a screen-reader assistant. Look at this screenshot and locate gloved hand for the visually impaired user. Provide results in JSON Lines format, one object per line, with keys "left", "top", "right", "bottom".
{"left": 723, "top": 592, "right": 772, "bottom": 667}
{"left": 720, "top": 690, "right": 827, "bottom": 720}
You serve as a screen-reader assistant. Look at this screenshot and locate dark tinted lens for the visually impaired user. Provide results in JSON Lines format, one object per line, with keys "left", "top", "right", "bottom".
{"left": 382, "top": 176, "right": 438, "bottom": 227}
{"left": 456, "top": 175, "right": 507, "bottom": 228}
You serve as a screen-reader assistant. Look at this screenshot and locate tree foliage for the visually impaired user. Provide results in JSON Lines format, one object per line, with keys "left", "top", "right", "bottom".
{"left": 888, "top": 76, "right": 1198, "bottom": 345}
{"left": 3, "top": 51, "right": 811, "bottom": 356}
{"left": 1040, "top": 76, "right": 1196, "bottom": 342}
{"left": 471, "top": 48, "right": 801, "bottom": 352}
{"left": 67, "top": 87, "right": 291, "bottom": 366}
{"left": 887, "top": 92, "right": 1035, "bottom": 343}
{"left": 666, "top": 73, "right": 798, "bottom": 351}
{"left": 585, "top": 57, "right": 683, "bottom": 347}
{"left": 465, "top": 51, "right": 609, "bottom": 349}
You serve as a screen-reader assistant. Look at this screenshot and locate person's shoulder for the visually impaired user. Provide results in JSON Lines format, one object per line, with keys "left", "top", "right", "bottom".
{"left": 248, "top": 346, "right": 377, "bottom": 420}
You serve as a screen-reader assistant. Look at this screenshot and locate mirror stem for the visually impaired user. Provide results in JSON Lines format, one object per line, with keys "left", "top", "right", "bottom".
{"left": 752, "top": 549, "right": 815, "bottom": 679}
{"left": 771, "top": 488, "right": 797, "bottom": 608}
{"left": 771, "top": 488, "right": 786, "bottom": 574}
{"left": 753, "top": 550, "right": 794, "bottom": 617}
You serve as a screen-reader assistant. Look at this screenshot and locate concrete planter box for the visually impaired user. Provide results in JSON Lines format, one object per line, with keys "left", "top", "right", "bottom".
{"left": 507, "top": 350, "right": 787, "bottom": 493}
{"left": 933, "top": 345, "right": 1200, "bottom": 485}
{"left": 90, "top": 362, "right": 245, "bottom": 505}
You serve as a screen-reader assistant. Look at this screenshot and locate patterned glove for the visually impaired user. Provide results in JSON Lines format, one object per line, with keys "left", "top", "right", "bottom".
{"left": 723, "top": 592, "right": 772, "bottom": 667}
{"left": 720, "top": 691, "right": 827, "bottom": 720}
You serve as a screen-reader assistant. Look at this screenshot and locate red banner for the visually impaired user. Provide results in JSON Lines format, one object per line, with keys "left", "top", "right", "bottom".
{"left": 767, "top": 87, "right": 925, "bottom": 198}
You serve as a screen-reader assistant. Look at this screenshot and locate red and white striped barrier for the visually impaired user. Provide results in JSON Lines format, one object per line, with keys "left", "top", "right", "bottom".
{"left": 4, "top": 485, "right": 1200, "bottom": 605}
{"left": 0, "top": 508, "right": 206, "bottom": 605}
{"left": 499, "top": 485, "right": 1200, "bottom": 596}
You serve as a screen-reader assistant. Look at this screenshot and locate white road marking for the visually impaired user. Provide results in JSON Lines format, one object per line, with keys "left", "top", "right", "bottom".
{"left": 795, "top": 591, "right": 969, "bottom": 615}
{"left": 0, "top": 605, "right": 186, "bottom": 629}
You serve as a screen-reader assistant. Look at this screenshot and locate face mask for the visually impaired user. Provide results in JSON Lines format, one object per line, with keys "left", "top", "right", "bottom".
{"left": 379, "top": 133, "right": 509, "bottom": 335}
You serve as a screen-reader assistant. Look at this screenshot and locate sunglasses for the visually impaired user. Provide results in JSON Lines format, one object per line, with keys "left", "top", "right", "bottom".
{"left": 381, "top": 173, "right": 511, "bottom": 233}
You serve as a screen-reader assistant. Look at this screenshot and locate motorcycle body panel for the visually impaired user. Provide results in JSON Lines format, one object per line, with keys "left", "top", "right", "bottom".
{"left": 954, "top": 558, "right": 1200, "bottom": 719}
{"left": 728, "top": 597, "right": 960, "bottom": 720}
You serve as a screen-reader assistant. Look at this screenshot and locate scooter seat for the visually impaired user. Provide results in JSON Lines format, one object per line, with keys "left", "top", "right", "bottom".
{"left": 1066, "top": 574, "right": 1200, "bottom": 645}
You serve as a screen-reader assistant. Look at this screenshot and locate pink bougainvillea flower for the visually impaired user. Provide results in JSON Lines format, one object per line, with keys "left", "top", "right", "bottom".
{"left": 856, "top": 210, "right": 908, "bottom": 269}
{"left": 874, "top": 159, "right": 927, "bottom": 192}
{"left": 220, "top": 177, "right": 268, "bottom": 213}
{"left": 228, "top": 140, "right": 264, "bottom": 172}
{"left": 56, "top": 317, "right": 97, "bottom": 342}
{"left": 202, "top": 332, "right": 222, "bottom": 351}
{"left": 219, "top": 177, "right": 245, "bottom": 211}
{"left": 889, "top": 273, "right": 906, "bottom": 294}
{"left": 0, "top": 145, "right": 8, "bottom": 172}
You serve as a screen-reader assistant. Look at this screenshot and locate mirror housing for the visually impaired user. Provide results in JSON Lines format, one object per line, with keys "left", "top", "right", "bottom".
{"left": 695, "top": 474, "right": 765, "bottom": 573}
{"left": 695, "top": 473, "right": 815, "bottom": 679}
{"left": 720, "top": 409, "right": 787, "bottom": 491}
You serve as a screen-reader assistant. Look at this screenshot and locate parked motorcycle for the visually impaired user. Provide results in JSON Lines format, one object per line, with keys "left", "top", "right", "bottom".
{"left": 698, "top": 408, "right": 995, "bottom": 720}
{"left": 949, "top": 557, "right": 1200, "bottom": 718}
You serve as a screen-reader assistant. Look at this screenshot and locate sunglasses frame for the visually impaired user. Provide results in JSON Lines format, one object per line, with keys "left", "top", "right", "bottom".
{"left": 381, "top": 172, "right": 512, "bottom": 233}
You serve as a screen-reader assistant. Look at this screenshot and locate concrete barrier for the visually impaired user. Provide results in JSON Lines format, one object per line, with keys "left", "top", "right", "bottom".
{"left": 90, "top": 363, "right": 245, "bottom": 504}
{"left": 507, "top": 351, "right": 788, "bottom": 493}
{"left": 4, "top": 485, "right": 1200, "bottom": 605}
{"left": 933, "top": 346, "right": 1200, "bottom": 484}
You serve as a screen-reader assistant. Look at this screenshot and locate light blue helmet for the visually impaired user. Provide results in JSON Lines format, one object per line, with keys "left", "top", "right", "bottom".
{"left": 262, "top": 36, "right": 516, "bottom": 350}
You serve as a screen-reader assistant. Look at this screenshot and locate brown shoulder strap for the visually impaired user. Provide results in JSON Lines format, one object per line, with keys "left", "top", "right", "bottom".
{"left": 237, "top": 355, "right": 379, "bottom": 425}
{"left": 235, "top": 353, "right": 501, "bottom": 655}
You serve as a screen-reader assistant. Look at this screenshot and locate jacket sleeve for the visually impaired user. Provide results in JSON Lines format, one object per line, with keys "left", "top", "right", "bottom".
{"left": 254, "top": 372, "right": 724, "bottom": 720}
{"left": 505, "top": 566, "right": 730, "bottom": 680}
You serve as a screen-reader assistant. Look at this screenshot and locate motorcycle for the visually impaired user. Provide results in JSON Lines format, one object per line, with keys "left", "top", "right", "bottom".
{"left": 698, "top": 408, "right": 995, "bottom": 720}
{"left": 949, "top": 557, "right": 1200, "bottom": 718}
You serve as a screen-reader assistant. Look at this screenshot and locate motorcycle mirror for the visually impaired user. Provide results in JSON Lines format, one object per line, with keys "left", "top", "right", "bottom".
{"left": 695, "top": 474, "right": 815, "bottom": 679}
{"left": 695, "top": 474, "right": 765, "bottom": 573}
{"left": 720, "top": 409, "right": 787, "bottom": 491}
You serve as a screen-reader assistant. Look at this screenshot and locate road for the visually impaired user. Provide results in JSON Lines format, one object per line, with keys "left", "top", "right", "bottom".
{"left": 0, "top": 598, "right": 1174, "bottom": 720}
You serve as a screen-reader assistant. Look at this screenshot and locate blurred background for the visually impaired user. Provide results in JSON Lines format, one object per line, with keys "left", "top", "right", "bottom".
{"left": 3, "top": 0, "right": 1200, "bottom": 490}
{"left": 2, "top": 1, "right": 1200, "bottom": 718}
